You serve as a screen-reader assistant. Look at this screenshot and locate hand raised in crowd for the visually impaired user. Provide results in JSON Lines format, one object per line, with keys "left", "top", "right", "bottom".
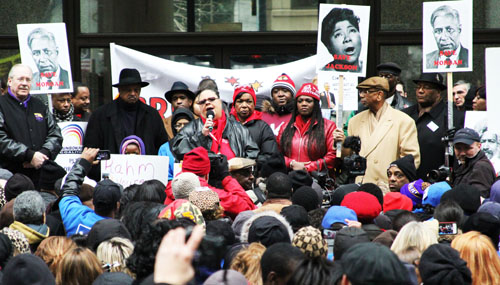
{"left": 154, "top": 225, "right": 204, "bottom": 285}
{"left": 80, "top": 147, "right": 99, "bottom": 164}
{"left": 345, "top": 219, "right": 362, "bottom": 228}
{"left": 202, "top": 117, "right": 214, "bottom": 136}
{"left": 26, "top": 151, "right": 49, "bottom": 169}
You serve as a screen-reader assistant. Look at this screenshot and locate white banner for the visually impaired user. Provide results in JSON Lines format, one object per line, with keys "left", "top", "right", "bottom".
{"left": 485, "top": 48, "right": 500, "bottom": 133}
{"left": 101, "top": 154, "right": 169, "bottom": 188}
{"left": 110, "top": 43, "right": 318, "bottom": 118}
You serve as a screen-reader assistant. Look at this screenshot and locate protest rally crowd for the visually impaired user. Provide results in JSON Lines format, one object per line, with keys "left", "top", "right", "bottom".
{"left": 0, "top": 11, "right": 499, "bottom": 281}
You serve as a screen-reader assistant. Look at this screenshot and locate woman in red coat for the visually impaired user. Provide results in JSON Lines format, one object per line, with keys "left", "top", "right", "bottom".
{"left": 278, "top": 83, "right": 337, "bottom": 175}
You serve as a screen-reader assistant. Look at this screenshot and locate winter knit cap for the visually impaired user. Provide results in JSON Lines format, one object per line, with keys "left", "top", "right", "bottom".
{"left": 422, "top": 181, "right": 451, "bottom": 207}
{"left": 321, "top": 206, "right": 357, "bottom": 229}
{"left": 331, "top": 183, "right": 359, "bottom": 206}
{"left": 389, "top": 155, "right": 417, "bottom": 182}
{"left": 280, "top": 205, "right": 310, "bottom": 233}
{"left": 383, "top": 192, "right": 413, "bottom": 213}
{"left": 489, "top": 180, "right": 500, "bottom": 203}
{"left": 0, "top": 227, "right": 30, "bottom": 254}
{"left": 172, "top": 172, "right": 201, "bottom": 199}
{"left": 233, "top": 85, "right": 256, "bottom": 105}
{"left": 87, "top": 219, "right": 132, "bottom": 251}
{"left": 203, "top": 269, "right": 248, "bottom": 285}
{"left": 2, "top": 254, "right": 55, "bottom": 285}
{"left": 4, "top": 174, "right": 35, "bottom": 201}
{"left": 182, "top": 146, "right": 211, "bottom": 176}
{"left": 0, "top": 169, "right": 13, "bottom": 181}
{"left": 333, "top": 227, "right": 370, "bottom": 260}
{"left": 39, "top": 160, "right": 67, "bottom": 190}
{"left": 119, "top": 135, "right": 146, "bottom": 155}
{"left": 341, "top": 192, "right": 381, "bottom": 223}
{"left": 400, "top": 179, "right": 425, "bottom": 206}
{"left": 478, "top": 201, "right": 500, "bottom": 219}
{"left": 266, "top": 172, "right": 293, "bottom": 199}
{"left": 462, "top": 212, "right": 500, "bottom": 250}
{"left": 158, "top": 199, "right": 205, "bottom": 226}
{"left": 419, "top": 244, "right": 472, "bottom": 285}
{"left": 288, "top": 170, "right": 313, "bottom": 192}
{"left": 441, "top": 184, "right": 481, "bottom": 216}
{"left": 295, "top": 83, "right": 320, "bottom": 101}
{"left": 0, "top": 233, "right": 13, "bottom": 268}
{"left": 188, "top": 188, "right": 220, "bottom": 212}
{"left": 292, "top": 226, "right": 327, "bottom": 258}
{"left": 272, "top": 73, "right": 296, "bottom": 95}
{"left": 341, "top": 242, "right": 409, "bottom": 284}
{"left": 291, "top": 186, "right": 319, "bottom": 212}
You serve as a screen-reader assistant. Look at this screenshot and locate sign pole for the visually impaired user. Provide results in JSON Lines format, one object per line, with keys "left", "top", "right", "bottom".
{"left": 336, "top": 75, "right": 344, "bottom": 157}
{"left": 445, "top": 72, "right": 454, "bottom": 167}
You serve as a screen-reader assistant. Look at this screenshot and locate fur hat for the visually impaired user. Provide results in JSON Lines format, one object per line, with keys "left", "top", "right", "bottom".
{"left": 292, "top": 226, "right": 327, "bottom": 258}
{"left": 239, "top": 211, "right": 293, "bottom": 246}
{"left": 172, "top": 172, "right": 201, "bottom": 199}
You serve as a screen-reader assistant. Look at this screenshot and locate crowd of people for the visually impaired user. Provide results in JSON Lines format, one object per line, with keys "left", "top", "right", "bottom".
{"left": 0, "top": 60, "right": 497, "bottom": 285}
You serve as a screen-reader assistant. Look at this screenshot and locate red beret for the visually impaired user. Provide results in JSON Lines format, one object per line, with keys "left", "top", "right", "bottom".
{"left": 341, "top": 192, "right": 381, "bottom": 222}
{"left": 383, "top": 192, "right": 413, "bottom": 213}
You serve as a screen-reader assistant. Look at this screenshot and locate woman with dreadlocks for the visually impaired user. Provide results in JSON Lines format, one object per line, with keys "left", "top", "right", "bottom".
{"left": 278, "top": 83, "right": 337, "bottom": 176}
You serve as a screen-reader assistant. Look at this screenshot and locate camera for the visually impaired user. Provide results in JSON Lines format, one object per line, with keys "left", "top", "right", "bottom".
{"left": 343, "top": 154, "right": 367, "bottom": 177}
{"left": 427, "top": 165, "right": 451, "bottom": 183}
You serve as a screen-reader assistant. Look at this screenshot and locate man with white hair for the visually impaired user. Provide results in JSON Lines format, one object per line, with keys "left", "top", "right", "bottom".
{"left": 10, "top": 190, "right": 49, "bottom": 251}
{"left": 0, "top": 64, "right": 62, "bottom": 188}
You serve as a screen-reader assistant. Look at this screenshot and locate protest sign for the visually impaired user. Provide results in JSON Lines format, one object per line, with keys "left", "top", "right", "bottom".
{"left": 101, "top": 155, "right": 169, "bottom": 188}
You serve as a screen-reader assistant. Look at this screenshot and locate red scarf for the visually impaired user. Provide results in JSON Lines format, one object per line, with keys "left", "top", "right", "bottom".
{"left": 200, "top": 111, "right": 235, "bottom": 158}
{"left": 229, "top": 108, "right": 263, "bottom": 125}
{"left": 295, "top": 115, "right": 312, "bottom": 136}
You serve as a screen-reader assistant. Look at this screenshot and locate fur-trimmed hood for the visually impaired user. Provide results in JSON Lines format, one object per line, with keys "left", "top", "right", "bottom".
{"left": 239, "top": 210, "right": 294, "bottom": 244}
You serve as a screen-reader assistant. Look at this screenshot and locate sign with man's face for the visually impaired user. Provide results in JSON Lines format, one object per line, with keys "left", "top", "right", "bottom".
{"left": 316, "top": 4, "right": 370, "bottom": 77}
{"left": 17, "top": 23, "right": 73, "bottom": 94}
{"left": 465, "top": 111, "right": 500, "bottom": 175}
{"left": 423, "top": 0, "right": 472, "bottom": 72}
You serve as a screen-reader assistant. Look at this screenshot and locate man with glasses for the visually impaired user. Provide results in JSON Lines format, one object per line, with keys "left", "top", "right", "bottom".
{"left": 426, "top": 5, "right": 469, "bottom": 69}
{"left": 27, "top": 28, "right": 70, "bottom": 91}
{"left": 347, "top": 77, "right": 419, "bottom": 185}
{"left": 376, "top": 62, "right": 412, "bottom": 110}
{"left": 171, "top": 86, "right": 259, "bottom": 161}
{"left": 402, "top": 73, "right": 465, "bottom": 180}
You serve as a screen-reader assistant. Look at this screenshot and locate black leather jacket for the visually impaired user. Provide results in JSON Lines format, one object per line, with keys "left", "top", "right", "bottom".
{"left": 171, "top": 116, "right": 260, "bottom": 161}
{"left": 390, "top": 92, "right": 413, "bottom": 111}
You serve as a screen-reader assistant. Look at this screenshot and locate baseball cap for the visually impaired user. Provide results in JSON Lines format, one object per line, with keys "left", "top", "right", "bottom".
{"left": 453, "top": 128, "right": 480, "bottom": 145}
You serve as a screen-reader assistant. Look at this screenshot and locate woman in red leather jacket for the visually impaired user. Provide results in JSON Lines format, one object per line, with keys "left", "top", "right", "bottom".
{"left": 277, "top": 83, "right": 337, "bottom": 175}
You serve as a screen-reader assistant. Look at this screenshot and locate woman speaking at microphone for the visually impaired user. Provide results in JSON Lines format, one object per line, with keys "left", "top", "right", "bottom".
{"left": 171, "top": 86, "right": 259, "bottom": 161}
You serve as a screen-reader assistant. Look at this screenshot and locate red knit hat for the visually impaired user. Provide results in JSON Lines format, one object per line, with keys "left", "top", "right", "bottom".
{"left": 272, "top": 73, "right": 296, "bottom": 95}
{"left": 341, "top": 192, "right": 381, "bottom": 222}
{"left": 182, "top": 147, "right": 210, "bottom": 176}
{"left": 233, "top": 85, "right": 256, "bottom": 105}
{"left": 296, "top": 83, "right": 320, "bottom": 101}
{"left": 383, "top": 192, "right": 413, "bottom": 213}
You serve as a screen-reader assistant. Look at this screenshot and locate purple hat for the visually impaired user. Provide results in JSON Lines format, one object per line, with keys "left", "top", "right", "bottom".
{"left": 119, "top": 135, "right": 146, "bottom": 155}
{"left": 400, "top": 179, "right": 425, "bottom": 206}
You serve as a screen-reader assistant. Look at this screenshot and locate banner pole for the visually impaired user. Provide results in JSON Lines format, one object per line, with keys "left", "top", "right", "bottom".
{"left": 336, "top": 75, "right": 344, "bottom": 157}
{"left": 445, "top": 72, "right": 454, "bottom": 168}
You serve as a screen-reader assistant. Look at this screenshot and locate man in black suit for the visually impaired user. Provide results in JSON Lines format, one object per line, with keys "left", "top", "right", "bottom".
{"left": 27, "top": 28, "right": 71, "bottom": 91}
{"left": 426, "top": 5, "right": 469, "bottom": 69}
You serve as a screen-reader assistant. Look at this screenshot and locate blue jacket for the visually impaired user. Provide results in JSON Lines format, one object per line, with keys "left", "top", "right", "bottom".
{"left": 158, "top": 141, "right": 175, "bottom": 181}
{"left": 59, "top": 158, "right": 106, "bottom": 236}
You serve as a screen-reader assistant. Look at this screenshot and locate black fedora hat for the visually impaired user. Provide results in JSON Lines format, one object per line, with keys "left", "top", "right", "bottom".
{"left": 413, "top": 73, "right": 446, "bottom": 91}
{"left": 112, "top": 68, "right": 149, "bottom": 88}
{"left": 164, "top": 81, "right": 195, "bottom": 103}
{"left": 376, "top": 62, "right": 402, "bottom": 75}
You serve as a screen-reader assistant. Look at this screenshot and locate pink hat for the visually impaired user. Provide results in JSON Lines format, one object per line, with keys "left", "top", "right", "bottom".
{"left": 272, "top": 73, "right": 296, "bottom": 95}
{"left": 296, "top": 83, "right": 320, "bottom": 101}
{"left": 233, "top": 85, "right": 256, "bottom": 105}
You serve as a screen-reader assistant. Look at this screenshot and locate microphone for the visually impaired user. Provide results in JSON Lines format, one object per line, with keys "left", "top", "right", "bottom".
{"left": 206, "top": 110, "right": 215, "bottom": 132}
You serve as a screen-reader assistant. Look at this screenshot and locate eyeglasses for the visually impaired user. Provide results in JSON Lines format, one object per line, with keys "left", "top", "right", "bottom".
{"left": 196, "top": 97, "right": 218, "bottom": 105}
{"left": 359, "top": 89, "right": 380, "bottom": 94}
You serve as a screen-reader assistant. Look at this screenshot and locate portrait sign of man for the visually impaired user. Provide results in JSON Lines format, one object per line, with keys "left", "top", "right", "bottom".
{"left": 424, "top": 1, "right": 472, "bottom": 71}
{"left": 17, "top": 23, "right": 73, "bottom": 94}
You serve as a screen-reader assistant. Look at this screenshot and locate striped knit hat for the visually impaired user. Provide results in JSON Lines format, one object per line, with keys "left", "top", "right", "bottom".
{"left": 272, "top": 73, "right": 296, "bottom": 95}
